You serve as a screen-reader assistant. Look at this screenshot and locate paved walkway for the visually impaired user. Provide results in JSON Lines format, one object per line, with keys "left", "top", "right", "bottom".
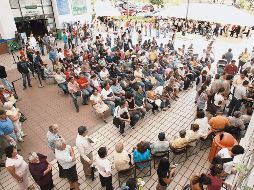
{"left": 0, "top": 87, "right": 211, "bottom": 190}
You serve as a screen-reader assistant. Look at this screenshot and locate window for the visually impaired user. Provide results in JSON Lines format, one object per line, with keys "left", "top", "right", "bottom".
{"left": 9, "top": 0, "right": 19, "bottom": 9}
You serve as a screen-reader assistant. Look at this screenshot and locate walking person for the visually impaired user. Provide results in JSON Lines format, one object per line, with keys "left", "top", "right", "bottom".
{"left": 46, "top": 124, "right": 65, "bottom": 178}
{"left": 17, "top": 56, "right": 32, "bottom": 90}
{"left": 75, "top": 126, "right": 95, "bottom": 179}
{"left": 68, "top": 77, "right": 87, "bottom": 113}
{"left": 37, "top": 36, "right": 45, "bottom": 56}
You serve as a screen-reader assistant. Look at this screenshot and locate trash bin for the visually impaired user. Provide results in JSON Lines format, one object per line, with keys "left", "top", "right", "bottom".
{"left": 208, "top": 132, "right": 238, "bottom": 162}
{"left": 57, "top": 30, "right": 63, "bottom": 40}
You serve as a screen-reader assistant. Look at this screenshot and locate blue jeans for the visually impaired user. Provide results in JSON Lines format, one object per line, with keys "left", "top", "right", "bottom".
{"left": 58, "top": 82, "right": 68, "bottom": 94}
{"left": 104, "top": 100, "right": 115, "bottom": 115}
{"left": 82, "top": 85, "right": 93, "bottom": 103}
{"left": 21, "top": 73, "right": 31, "bottom": 87}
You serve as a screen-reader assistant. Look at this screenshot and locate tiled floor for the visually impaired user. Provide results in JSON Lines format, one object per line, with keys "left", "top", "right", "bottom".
{"left": 0, "top": 32, "right": 251, "bottom": 189}
{"left": 0, "top": 86, "right": 212, "bottom": 190}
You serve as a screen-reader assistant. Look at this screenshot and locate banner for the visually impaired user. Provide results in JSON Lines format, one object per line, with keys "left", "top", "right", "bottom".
{"left": 72, "top": 0, "right": 87, "bottom": 15}
{"left": 56, "top": 0, "right": 70, "bottom": 15}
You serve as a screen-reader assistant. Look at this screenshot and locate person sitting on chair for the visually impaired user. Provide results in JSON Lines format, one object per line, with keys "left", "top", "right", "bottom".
{"left": 170, "top": 130, "right": 188, "bottom": 149}
{"left": 133, "top": 141, "right": 151, "bottom": 163}
{"left": 113, "top": 142, "right": 131, "bottom": 172}
{"left": 186, "top": 124, "right": 201, "bottom": 146}
{"left": 150, "top": 132, "right": 170, "bottom": 154}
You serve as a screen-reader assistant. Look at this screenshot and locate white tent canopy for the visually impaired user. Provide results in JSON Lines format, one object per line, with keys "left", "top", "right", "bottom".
{"left": 156, "top": 3, "right": 254, "bottom": 26}
{"left": 95, "top": 0, "right": 121, "bottom": 16}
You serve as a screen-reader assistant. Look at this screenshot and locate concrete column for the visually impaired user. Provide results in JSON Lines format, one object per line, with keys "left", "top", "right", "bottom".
{"left": 0, "top": 0, "right": 17, "bottom": 39}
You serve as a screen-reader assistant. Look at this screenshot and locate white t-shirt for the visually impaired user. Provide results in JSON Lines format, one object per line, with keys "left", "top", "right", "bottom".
{"left": 5, "top": 154, "right": 29, "bottom": 177}
{"left": 101, "top": 88, "right": 114, "bottom": 100}
{"left": 96, "top": 156, "right": 112, "bottom": 177}
{"left": 155, "top": 86, "right": 164, "bottom": 96}
{"left": 114, "top": 106, "right": 128, "bottom": 118}
{"left": 194, "top": 118, "right": 211, "bottom": 138}
{"left": 55, "top": 145, "right": 76, "bottom": 169}
{"left": 234, "top": 85, "right": 246, "bottom": 100}
{"left": 90, "top": 94, "right": 102, "bottom": 104}
{"left": 99, "top": 69, "right": 109, "bottom": 80}
{"left": 214, "top": 93, "right": 224, "bottom": 107}
{"left": 217, "top": 148, "right": 233, "bottom": 174}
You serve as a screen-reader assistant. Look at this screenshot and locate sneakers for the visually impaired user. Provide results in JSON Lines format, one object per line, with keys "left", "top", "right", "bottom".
{"left": 18, "top": 138, "right": 24, "bottom": 142}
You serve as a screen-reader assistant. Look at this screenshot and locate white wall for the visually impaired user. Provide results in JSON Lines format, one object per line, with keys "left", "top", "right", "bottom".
{"left": 0, "top": 0, "right": 17, "bottom": 39}
{"left": 52, "top": 0, "right": 93, "bottom": 29}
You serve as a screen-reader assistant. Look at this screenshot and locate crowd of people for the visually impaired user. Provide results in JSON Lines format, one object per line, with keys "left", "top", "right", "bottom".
{"left": 0, "top": 16, "right": 254, "bottom": 190}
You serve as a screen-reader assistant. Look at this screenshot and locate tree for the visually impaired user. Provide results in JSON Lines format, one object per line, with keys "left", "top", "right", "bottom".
{"left": 150, "top": 0, "right": 164, "bottom": 6}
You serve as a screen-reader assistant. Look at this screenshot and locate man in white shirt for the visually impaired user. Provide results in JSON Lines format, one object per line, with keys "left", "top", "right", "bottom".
{"left": 53, "top": 70, "right": 68, "bottom": 94}
{"left": 96, "top": 147, "right": 113, "bottom": 190}
{"left": 113, "top": 101, "right": 130, "bottom": 136}
{"left": 217, "top": 145, "right": 244, "bottom": 176}
{"left": 228, "top": 80, "right": 249, "bottom": 116}
{"left": 76, "top": 126, "right": 94, "bottom": 179}
{"left": 99, "top": 67, "right": 110, "bottom": 81}
{"left": 150, "top": 132, "right": 170, "bottom": 154}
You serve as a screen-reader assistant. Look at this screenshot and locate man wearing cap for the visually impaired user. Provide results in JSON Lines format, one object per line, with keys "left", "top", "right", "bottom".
{"left": 225, "top": 60, "right": 238, "bottom": 76}
{"left": 150, "top": 132, "right": 170, "bottom": 154}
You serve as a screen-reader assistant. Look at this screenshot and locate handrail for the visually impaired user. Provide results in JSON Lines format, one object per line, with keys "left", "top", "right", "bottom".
{"left": 11, "top": 77, "right": 22, "bottom": 97}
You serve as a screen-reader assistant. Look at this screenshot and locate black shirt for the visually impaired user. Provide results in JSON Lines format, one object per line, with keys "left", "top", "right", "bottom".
{"left": 0, "top": 66, "right": 7, "bottom": 79}
{"left": 157, "top": 170, "right": 168, "bottom": 186}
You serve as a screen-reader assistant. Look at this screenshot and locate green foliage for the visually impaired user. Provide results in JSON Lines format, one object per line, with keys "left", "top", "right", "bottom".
{"left": 150, "top": 0, "right": 164, "bottom": 6}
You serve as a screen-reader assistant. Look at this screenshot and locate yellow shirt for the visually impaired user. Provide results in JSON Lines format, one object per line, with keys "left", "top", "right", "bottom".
{"left": 149, "top": 51, "right": 157, "bottom": 62}
{"left": 171, "top": 137, "right": 188, "bottom": 149}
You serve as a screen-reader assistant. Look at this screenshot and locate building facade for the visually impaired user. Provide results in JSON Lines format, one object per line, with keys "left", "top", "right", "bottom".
{"left": 0, "top": 0, "right": 92, "bottom": 40}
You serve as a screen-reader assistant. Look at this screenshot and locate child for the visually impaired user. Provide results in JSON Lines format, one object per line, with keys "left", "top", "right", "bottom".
{"left": 96, "top": 147, "right": 113, "bottom": 190}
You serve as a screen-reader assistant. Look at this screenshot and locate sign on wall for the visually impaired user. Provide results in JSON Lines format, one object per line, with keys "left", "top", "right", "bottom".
{"left": 56, "top": 0, "right": 70, "bottom": 15}
{"left": 72, "top": 0, "right": 87, "bottom": 15}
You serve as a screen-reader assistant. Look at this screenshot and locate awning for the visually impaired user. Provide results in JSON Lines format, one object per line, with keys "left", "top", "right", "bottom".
{"left": 155, "top": 3, "right": 254, "bottom": 26}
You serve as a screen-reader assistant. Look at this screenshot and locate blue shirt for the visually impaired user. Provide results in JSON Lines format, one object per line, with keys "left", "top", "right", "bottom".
{"left": 133, "top": 149, "right": 151, "bottom": 163}
{"left": 0, "top": 118, "right": 14, "bottom": 135}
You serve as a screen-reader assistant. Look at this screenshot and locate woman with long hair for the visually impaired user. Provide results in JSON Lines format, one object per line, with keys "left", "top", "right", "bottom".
{"left": 190, "top": 173, "right": 211, "bottom": 190}
{"left": 156, "top": 157, "right": 176, "bottom": 190}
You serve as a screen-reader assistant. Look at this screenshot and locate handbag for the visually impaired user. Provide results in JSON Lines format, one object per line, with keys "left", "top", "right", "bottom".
{"left": 19, "top": 112, "right": 27, "bottom": 122}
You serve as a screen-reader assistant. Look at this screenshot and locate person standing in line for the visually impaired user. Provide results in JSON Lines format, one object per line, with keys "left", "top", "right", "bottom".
{"left": 96, "top": 147, "right": 113, "bottom": 190}
{"left": 28, "top": 152, "right": 54, "bottom": 190}
{"left": 46, "top": 124, "right": 65, "bottom": 178}
{"left": 5, "top": 145, "right": 32, "bottom": 190}
{"left": 17, "top": 56, "right": 32, "bottom": 90}
{"left": 55, "top": 138, "right": 80, "bottom": 190}
{"left": 76, "top": 126, "right": 95, "bottom": 179}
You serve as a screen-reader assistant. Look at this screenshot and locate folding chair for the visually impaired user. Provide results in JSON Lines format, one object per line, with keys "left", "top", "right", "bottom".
{"left": 134, "top": 159, "right": 152, "bottom": 178}
{"left": 151, "top": 150, "right": 170, "bottom": 168}
{"left": 117, "top": 166, "right": 134, "bottom": 187}
{"left": 169, "top": 145, "right": 188, "bottom": 163}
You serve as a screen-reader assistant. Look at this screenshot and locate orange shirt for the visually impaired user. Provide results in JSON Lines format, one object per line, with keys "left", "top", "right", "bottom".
{"left": 76, "top": 77, "right": 89, "bottom": 89}
{"left": 209, "top": 116, "right": 230, "bottom": 131}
